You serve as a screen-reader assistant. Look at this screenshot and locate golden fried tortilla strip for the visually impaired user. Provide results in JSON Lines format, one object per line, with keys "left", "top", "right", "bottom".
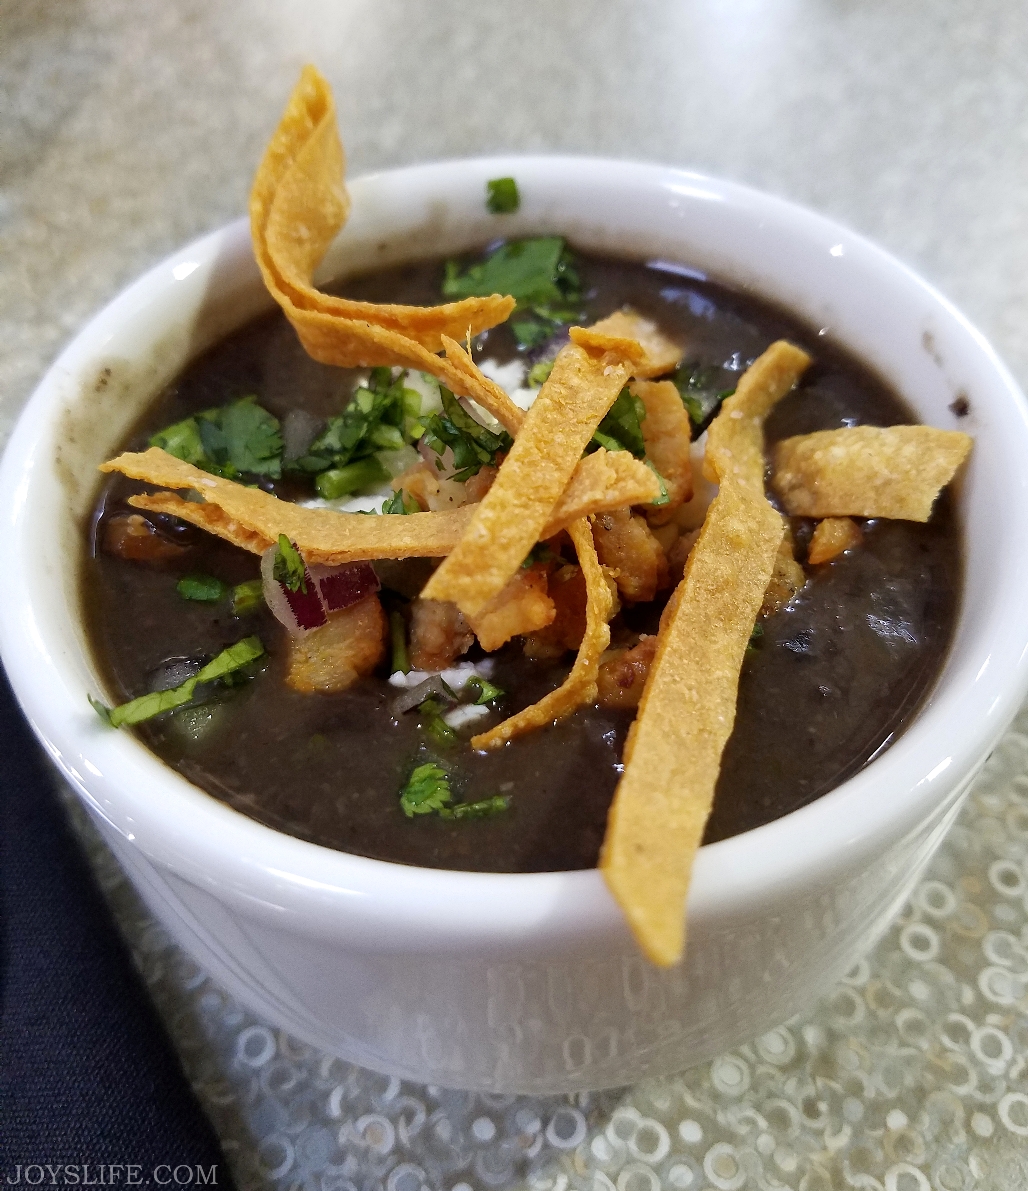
{"left": 601, "top": 340, "right": 811, "bottom": 968}
{"left": 771, "top": 425, "right": 972, "bottom": 522}
{"left": 441, "top": 335, "right": 524, "bottom": 436}
{"left": 471, "top": 519, "right": 615, "bottom": 749}
{"left": 251, "top": 66, "right": 513, "bottom": 355}
{"left": 106, "top": 445, "right": 659, "bottom": 565}
{"left": 421, "top": 342, "right": 634, "bottom": 616}
{"left": 632, "top": 378, "right": 693, "bottom": 514}
{"left": 579, "top": 309, "right": 684, "bottom": 378}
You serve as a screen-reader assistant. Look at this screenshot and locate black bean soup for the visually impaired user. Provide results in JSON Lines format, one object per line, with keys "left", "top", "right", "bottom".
{"left": 83, "top": 251, "right": 961, "bottom": 872}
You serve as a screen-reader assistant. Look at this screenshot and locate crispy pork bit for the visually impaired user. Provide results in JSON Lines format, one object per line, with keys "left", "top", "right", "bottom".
{"left": 597, "top": 635, "right": 658, "bottom": 709}
{"left": 408, "top": 599, "right": 474, "bottom": 672}
{"left": 760, "top": 525, "right": 806, "bottom": 617}
{"left": 523, "top": 564, "right": 588, "bottom": 660}
{"left": 592, "top": 509, "right": 669, "bottom": 603}
{"left": 468, "top": 565, "right": 556, "bottom": 653}
{"left": 286, "top": 594, "right": 386, "bottom": 693}
{"left": 102, "top": 513, "right": 189, "bottom": 564}
{"left": 808, "top": 516, "right": 863, "bottom": 565}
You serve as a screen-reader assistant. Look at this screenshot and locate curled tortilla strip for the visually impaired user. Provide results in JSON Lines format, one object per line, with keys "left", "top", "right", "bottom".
{"left": 579, "top": 309, "right": 684, "bottom": 379}
{"left": 251, "top": 66, "right": 513, "bottom": 355}
{"left": 106, "top": 445, "right": 659, "bottom": 564}
{"left": 471, "top": 519, "right": 614, "bottom": 749}
{"left": 771, "top": 425, "right": 972, "bottom": 522}
{"left": 440, "top": 335, "right": 524, "bottom": 436}
{"left": 601, "top": 340, "right": 811, "bottom": 968}
{"left": 421, "top": 341, "right": 634, "bottom": 616}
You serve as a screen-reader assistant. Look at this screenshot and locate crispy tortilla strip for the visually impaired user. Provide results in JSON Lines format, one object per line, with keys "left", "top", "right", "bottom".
{"left": 104, "top": 448, "right": 475, "bottom": 562}
{"left": 471, "top": 519, "right": 614, "bottom": 749}
{"left": 441, "top": 335, "right": 525, "bottom": 436}
{"left": 632, "top": 379, "right": 693, "bottom": 518}
{"left": 580, "top": 309, "right": 684, "bottom": 378}
{"left": 468, "top": 565, "right": 555, "bottom": 652}
{"left": 251, "top": 66, "right": 513, "bottom": 356}
{"left": 421, "top": 342, "right": 634, "bottom": 615}
{"left": 108, "top": 445, "right": 658, "bottom": 564}
{"left": 601, "top": 340, "right": 811, "bottom": 967}
{"left": 808, "top": 516, "right": 863, "bottom": 565}
{"left": 771, "top": 425, "right": 972, "bottom": 522}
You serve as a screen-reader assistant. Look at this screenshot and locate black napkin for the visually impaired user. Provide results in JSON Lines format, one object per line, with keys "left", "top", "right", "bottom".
{"left": 0, "top": 666, "right": 235, "bottom": 1178}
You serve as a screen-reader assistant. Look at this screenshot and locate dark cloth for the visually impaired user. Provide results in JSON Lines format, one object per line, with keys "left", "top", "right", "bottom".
{"left": 0, "top": 666, "right": 234, "bottom": 1179}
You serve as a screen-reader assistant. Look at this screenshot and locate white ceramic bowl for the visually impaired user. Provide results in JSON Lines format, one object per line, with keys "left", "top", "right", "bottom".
{"left": 4, "top": 158, "right": 1028, "bottom": 1094}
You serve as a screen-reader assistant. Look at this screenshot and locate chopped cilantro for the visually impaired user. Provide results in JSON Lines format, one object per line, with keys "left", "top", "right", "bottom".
{"left": 291, "top": 368, "right": 424, "bottom": 483}
{"left": 382, "top": 488, "right": 419, "bottom": 515}
{"left": 486, "top": 176, "right": 520, "bottom": 214}
{"left": 673, "top": 362, "right": 736, "bottom": 436}
{"left": 176, "top": 574, "right": 227, "bottom": 603}
{"left": 93, "top": 637, "right": 265, "bottom": 729}
{"left": 150, "top": 396, "right": 283, "bottom": 480}
{"left": 521, "top": 542, "right": 556, "bottom": 569}
{"left": 315, "top": 457, "right": 389, "bottom": 500}
{"left": 511, "top": 318, "right": 556, "bottom": 349}
{"left": 439, "top": 795, "right": 510, "bottom": 820}
{"left": 389, "top": 609, "right": 410, "bottom": 675}
{"left": 230, "top": 579, "right": 264, "bottom": 616}
{"left": 399, "top": 762, "right": 452, "bottom": 817}
{"left": 588, "top": 387, "right": 647, "bottom": 458}
{"left": 528, "top": 359, "right": 555, "bottom": 388}
{"left": 422, "top": 388, "right": 513, "bottom": 482}
{"left": 273, "top": 535, "right": 307, "bottom": 593}
{"left": 646, "top": 461, "right": 671, "bottom": 507}
{"left": 418, "top": 697, "right": 457, "bottom": 749}
{"left": 442, "top": 238, "right": 583, "bottom": 350}
{"left": 464, "top": 676, "right": 504, "bottom": 705}
{"left": 746, "top": 622, "right": 764, "bottom": 657}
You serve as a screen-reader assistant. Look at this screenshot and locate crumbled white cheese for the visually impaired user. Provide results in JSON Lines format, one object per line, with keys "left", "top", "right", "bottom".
{"left": 388, "top": 659, "right": 495, "bottom": 690}
{"left": 443, "top": 703, "right": 491, "bottom": 729}
{"left": 478, "top": 357, "right": 526, "bottom": 392}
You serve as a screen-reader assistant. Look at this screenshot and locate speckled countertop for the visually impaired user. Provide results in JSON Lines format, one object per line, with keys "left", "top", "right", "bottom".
{"left": 6, "top": 3, "right": 1028, "bottom": 1188}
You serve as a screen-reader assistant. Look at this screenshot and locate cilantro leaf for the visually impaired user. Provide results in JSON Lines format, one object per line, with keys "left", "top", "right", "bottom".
{"left": 176, "top": 574, "right": 227, "bottom": 603}
{"left": 442, "top": 237, "right": 581, "bottom": 309}
{"left": 646, "top": 461, "right": 671, "bottom": 507}
{"left": 527, "top": 359, "right": 555, "bottom": 388}
{"left": 464, "top": 676, "right": 505, "bottom": 705}
{"left": 439, "top": 795, "right": 510, "bottom": 820}
{"left": 521, "top": 542, "right": 556, "bottom": 569}
{"left": 273, "top": 535, "right": 307, "bottom": 593}
{"left": 230, "top": 579, "right": 264, "bottom": 616}
{"left": 418, "top": 697, "right": 457, "bottom": 749}
{"left": 382, "top": 488, "right": 419, "bottom": 515}
{"left": 486, "top": 177, "right": 520, "bottom": 214}
{"left": 672, "top": 362, "right": 736, "bottom": 436}
{"left": 150, "top": 397, "right": 282, "bottom": 479}
{"left": 422, "top": 388, "right": 513, "bottom": 481}
{"left": 588, "top": 387, "right": 647, "bottom": 458}
{"left": 400, "top": 762, "right": 452, "bottom": 817}
{"left": 100, "top": 637, "right": 265, "bottom": 729}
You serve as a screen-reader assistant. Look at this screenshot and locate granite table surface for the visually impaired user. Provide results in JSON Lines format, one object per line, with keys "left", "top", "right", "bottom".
{"left": 5, "top": 2, "right": 1028, "bottom": 1187}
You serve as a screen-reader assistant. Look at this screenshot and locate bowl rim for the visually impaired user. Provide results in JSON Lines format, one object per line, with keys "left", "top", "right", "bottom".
{"left": 5, "top": 153, "right": 1028, "bottom": 947}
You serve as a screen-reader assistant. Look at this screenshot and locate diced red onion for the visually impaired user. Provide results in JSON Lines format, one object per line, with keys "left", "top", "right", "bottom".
{"left": 418, "top": 439, "right": 458, "bottom": 480}
{"left": 310, "top": 561, "right": 380, "bottom": 612}
{"left": 260, "top": 548, "right": 381, "bottom": 636}
{"left": 260, "top": 546, "right": 326, "bottom": 636}
{"left": 391, "top": 675, "right": 454, "bottom": 716}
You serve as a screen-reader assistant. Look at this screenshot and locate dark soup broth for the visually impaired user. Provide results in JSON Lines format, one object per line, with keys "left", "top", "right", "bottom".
{"left": 83, "top": 248, "right": 961, "bottom": 872}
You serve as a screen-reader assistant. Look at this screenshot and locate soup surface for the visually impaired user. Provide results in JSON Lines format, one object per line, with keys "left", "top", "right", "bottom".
{"left": 83, "top": 251, "right": 961, "bottom": 871}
